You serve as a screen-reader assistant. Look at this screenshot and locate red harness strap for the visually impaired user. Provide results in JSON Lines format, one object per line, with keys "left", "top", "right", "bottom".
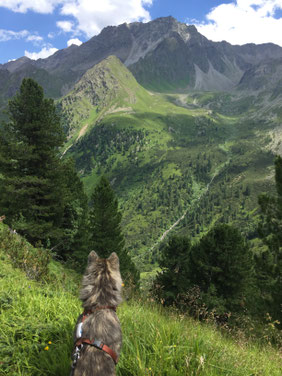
{"left": 75, "top": 306, "right": 118, "bottom": 365}
{"left": 75, "top": 338, "right": 118, "bottom": 364}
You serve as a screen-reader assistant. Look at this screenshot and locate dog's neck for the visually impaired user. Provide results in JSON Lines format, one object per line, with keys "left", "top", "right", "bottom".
{"left": 84, "top": 306, "right": 117, "bottom": 314}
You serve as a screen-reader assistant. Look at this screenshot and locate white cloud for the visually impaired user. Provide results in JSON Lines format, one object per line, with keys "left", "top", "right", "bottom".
{"left": 0, "top": 29, "right": 47, "bottom": 54}
{"left": 25, "top": 46, "right": 58, "bottom": 60}
{"left": 26, "top": 34, "right": 44, "bottom": 43}
{"left": 0, "top": 0, "right": 60, "bottom": 13}
{"left": 56, "top": 20, "right": 74, "bottom": 32}
{"left": 48, "top": 32, "right": 56, "bottom": 39}
{"left": 0, "top": 1, "right": 152, "bottom": 37}
{"left": 67, "top": 38, "right": 82, "bottom": 46}
{"left": 193, "top": 0, "right": 282, "bottom": 46}
{"left": 60, "top": 0, "right": 152, "bottom": 38}
{"left": 0, "top": 28, "right": 29, "bottom": 42}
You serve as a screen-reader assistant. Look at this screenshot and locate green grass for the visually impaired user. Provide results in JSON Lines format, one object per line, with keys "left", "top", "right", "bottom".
{"left": 0, "top": 238, "right": 281, "bottom": 376}
{"left": 0, "top": 253, "right": 81, "bottom": 376}
{"left": 119, "top": 301, "right": 282, "bottom": 376}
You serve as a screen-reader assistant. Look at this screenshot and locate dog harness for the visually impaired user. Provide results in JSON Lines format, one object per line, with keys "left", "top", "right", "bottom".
{"left": 71, "top": 306, "right": 118, "bottom": 370}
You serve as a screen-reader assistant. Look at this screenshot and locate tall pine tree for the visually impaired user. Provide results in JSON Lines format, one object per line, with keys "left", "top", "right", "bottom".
{"left": 56, "top": 158, "right": 89, "bottom": 258}
{"left": 154, "top": 235, "right": 191, "bottom": 305}
{"left": 0, "top": 78, "right": 85, "bottom": 253}
{"left": 257, "top": 156, "right": 282, "bottom": 322}
{"left": 88, "top": 176, "right": 139, "bottom": 285}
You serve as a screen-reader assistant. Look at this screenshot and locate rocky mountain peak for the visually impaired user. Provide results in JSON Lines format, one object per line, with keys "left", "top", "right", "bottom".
{"left": 121, "top": 17, "right": 199, "bottom": 66}
{"left": 1, "top": 56, "right": 31, "bottom": 73}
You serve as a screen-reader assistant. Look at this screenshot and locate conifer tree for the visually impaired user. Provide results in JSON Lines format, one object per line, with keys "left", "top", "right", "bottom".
{"left": 88, "top": 176, "right": 139, "bottom": 284}
{"left": 0, "top": 78, "right": 87, "bottom": 256}
{"left": 57, "top": 158, "right": 89, "bottom": 258}
{"left": 154, "top": 235, "right": 191, "bottom": 305}
{"left": 89, "top": 176, "right": 124, "bottom": 257}
{"left": 0, "top": 78, "right": 66, "bottom": 244}
{"left": 257, "top": 156, "right": 282, "bottom": 322}
{"left": 189, "top": 224, "right": 253, "bottom": 313}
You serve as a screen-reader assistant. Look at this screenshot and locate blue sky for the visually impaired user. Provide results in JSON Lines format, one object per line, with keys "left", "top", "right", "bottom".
{"left": 1, "top": 0, "right": 282, "bottom": 64}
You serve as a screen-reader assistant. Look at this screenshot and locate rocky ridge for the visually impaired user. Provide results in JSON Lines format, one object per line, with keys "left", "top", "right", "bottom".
{"left": 1, "top": 16, "right": 282, "bottom": 106}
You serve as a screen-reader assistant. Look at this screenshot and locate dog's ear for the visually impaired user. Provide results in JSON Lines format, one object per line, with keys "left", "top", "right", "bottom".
{"left": 108, "top": 252, "right": 120, "bottom": 269}
{"left": 88, "top": 251, "right": 99, "bottom": 264}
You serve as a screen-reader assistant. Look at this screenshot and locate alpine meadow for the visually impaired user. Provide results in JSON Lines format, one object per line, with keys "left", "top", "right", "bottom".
{"left": 0, "top": 16, "right": 282, "bottom": 375}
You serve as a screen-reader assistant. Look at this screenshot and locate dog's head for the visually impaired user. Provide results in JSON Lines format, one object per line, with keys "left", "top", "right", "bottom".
{"left": 80, "top": 251, "right": 123, "bottom": 308}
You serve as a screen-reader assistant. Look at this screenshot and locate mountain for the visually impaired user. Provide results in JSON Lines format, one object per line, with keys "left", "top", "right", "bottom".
{"left": 1, "top": 16, "right": 282, "bottom": 106}
{"left": 0, "top": 58, "right": 63, "bottom": 112}
{"left": 26, "top": 17, "right": 282, "bottom": 92}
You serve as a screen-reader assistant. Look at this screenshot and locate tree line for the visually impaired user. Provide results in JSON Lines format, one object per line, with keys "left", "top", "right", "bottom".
{"left": 0, "top": 78, "right": 139, "bottom": 285}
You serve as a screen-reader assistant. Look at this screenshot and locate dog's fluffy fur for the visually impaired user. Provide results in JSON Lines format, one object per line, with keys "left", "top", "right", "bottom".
{"left": 71, "top": 251, "right": 123, "bottom": 376}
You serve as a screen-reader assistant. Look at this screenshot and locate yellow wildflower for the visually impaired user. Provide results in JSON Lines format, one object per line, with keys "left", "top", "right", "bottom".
{"left": 44, "top": 346, "right": 49, "bottom": 351}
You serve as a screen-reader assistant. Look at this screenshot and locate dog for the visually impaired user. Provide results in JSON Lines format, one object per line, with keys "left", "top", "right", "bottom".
{"left": 70, "top": 251, "right": 123, "bottom": 376}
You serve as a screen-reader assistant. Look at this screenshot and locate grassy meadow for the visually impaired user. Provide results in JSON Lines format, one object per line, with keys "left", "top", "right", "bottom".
{"left": 0, "top": 229, "right": 281, "bottom": 376}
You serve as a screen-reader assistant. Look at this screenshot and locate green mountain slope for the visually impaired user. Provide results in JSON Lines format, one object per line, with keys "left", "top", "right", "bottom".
{"left": 60, "top": 56, "right": 281, "bottom": 269}
{"left": 59, "top": 55, "right": 152, "bottom": 142}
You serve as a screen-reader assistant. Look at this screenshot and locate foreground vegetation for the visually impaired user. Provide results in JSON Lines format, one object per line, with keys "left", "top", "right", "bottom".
{"left": 0, "top": 229, "right": 281, "bottom": 376}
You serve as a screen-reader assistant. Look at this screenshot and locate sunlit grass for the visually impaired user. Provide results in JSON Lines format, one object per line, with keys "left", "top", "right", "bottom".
{"left": 0, "top": 248, "right": 281, "bottom": 376}
{"left": 118, "top": 300, "right": 282, "bottom": 376}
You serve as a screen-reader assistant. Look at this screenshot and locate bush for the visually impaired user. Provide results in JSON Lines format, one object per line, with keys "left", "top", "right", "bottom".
{"left": 0, "top": 228, "right": 51, "bottom": 281}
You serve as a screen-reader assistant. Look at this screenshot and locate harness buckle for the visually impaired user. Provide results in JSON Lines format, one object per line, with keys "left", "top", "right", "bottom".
{"left": 72, "top": 345, "right": 83, "bottom": 368}
{"left": 93, "top": 339, "right": 104, "bottom": 350}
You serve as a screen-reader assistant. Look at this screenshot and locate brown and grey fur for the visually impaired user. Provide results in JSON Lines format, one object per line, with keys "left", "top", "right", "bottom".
{"left": 71, "top": 251, "right": 122, "bottom": 376}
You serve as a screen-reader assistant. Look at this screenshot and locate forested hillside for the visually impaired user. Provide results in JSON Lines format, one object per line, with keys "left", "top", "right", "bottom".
{"left": 54, "top": 56, "right": 281, "bottom": 273}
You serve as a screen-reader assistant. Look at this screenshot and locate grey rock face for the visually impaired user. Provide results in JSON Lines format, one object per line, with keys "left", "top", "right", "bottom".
{"left": 238, "top": 57, "right": 282, "bottom": 95}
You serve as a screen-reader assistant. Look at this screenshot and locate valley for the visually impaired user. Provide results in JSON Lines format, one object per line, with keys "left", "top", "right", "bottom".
{"left": 56, "top": 57, "right": 280, "bottom": 272}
